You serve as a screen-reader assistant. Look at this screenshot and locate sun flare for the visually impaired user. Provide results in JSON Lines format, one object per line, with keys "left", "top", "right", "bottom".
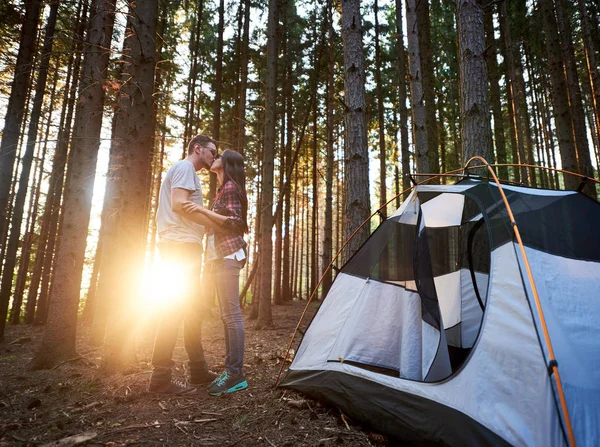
{"left": 139, "top": 258, "right": 191, "bottom": 315}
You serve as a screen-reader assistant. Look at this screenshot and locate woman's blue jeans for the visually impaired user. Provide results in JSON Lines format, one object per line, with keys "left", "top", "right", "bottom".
{"left": 212, "top": 258, "right": 246, "bottom": 375}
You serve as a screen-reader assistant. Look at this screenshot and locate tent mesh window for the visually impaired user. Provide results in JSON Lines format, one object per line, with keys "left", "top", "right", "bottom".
{"left": 334, "top": 192, "right": 493, "bottom": 382}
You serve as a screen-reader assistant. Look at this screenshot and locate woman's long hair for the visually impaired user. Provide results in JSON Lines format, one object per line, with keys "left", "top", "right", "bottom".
{"left": 220, "top": 149, "right": 249, "bottom": 233}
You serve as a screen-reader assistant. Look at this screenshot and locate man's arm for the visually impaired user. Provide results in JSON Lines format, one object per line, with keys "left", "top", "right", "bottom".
{"left": 171, "top": 188, "right": 215, "bottom": 227}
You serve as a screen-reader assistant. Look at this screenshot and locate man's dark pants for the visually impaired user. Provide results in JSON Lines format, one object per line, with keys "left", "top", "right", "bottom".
{"left": 151, "top": 242, "right": 209, "bottom": 383}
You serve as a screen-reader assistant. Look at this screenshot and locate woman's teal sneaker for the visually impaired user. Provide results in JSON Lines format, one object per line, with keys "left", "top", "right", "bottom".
{"left": 207, "top": 370, "right": 248, "bottom": 396}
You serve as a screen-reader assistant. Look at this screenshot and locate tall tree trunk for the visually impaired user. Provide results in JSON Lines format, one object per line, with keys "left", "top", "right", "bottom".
{"left": 341, "top": 0, "right": 370, "bottom": 262}
{"left": 281, "top": 3, "right": 293, "bottom": 302}
{"left": 25, "top": 25, "right": 80, "bottom": 323}
{"left": 322, "top": 0, "right": 335, "bottom": 297}
{"left": 0, "top": 0, "right": 59, "bottom": 339}
{"left": 0, "top": 0, "right": 42, "bottom": 259}
{"left": 311, "top": 96, "right": 318, "bottom": 300}
{"left": 209, "top": 0, "right": 224, "bottom": 204}
{"left": 457, "top": 0, "right": 492, "bottom": 165}
{"left": 556, "top": 0, "right": 594, "bottom": 182}
{"left": 11, "top": 72, "right": 58, "bottom": 324}
{"left": 484, "top": 7, "right": 508, "bottom": 180}
{"left": 374, "top": 0, "right": 387, "bottom": 214}
{"left": 182, "top": 0, "right": 204, "bottom": 153}
{"left": 395, "top": 0, "right": 411, "bottom": 195}
{"left": 81, "top": 233, "right": 102, "bottom": 325}
{"left": 234, "top": 0, "right": 251, "bottom": 154}
{"left": 417, "top": 0, "right": 439, "bottom": 175}
{"left": 256, "top": 0, "right": 278, "bottom": 328}
{"left": 34, "top": 0, "right": 88, "bottom": 326}
{"left": 405, "top": 0, "right": 429, "bottom": 173}
{"left": 100, "top": 0, "right": 158, "bottom": 373}
{"left": 577, "top": 0, "right": 600, "bottom": 156}
{"left": 273, "top": 121, "right": 285, "bottom": 305}
{"left": 539, "top": 0, "right": 579, "bottom": 189}
{"left": 498, "top": 3, "right": 519, "bottom": 183}
{"left": 31, "top": 0, "right": 117, "bottom": 369}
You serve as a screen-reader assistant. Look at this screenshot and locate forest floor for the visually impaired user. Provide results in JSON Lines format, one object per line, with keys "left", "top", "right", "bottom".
{"left": 0, "top": 300, "right": 390, "bottom": 446}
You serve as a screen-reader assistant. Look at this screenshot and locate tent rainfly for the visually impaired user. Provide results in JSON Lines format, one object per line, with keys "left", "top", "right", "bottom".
{"left": 279, "top": 177, "right": 600, "bottom": 446}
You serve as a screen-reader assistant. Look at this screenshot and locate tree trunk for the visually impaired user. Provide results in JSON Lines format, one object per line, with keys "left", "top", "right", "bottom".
{"left": 100, "top": 0, "right": 158, "bottom": 373}
{"left": 234, "top": 0, "right": 250, "bottom": 154}
{"left": 556, "top": 0, "right": 594, "bottom": 182}
{"left": 256, "top": 0, "right": 278, "bottom": 328}
{"left": 10, "top": 72, "right": 57, "bottom": 324}
{"left": 34, "top": 0, "right": 88, "bottom": 326}
{"left": 405, "top": 0, "right": 429, "bottom": 173}
{"left": 577, "top": 0, "right": 600, "bottom": 157}
{"left": 322, "top": 0, "right": 335, "bottom": 297}
{"left": 539, "top": 0, "right": 579, "bottom": 190}
{"left": 395, "top": 0, "right": 411, "bottom": 195}
{"left": 82, "top": 234, "right": 102, "bottom": 325}
{"left": 458, "top": 0, "right": 492, "bottom": 165}
{"left": 341, "top": 0, "right": 370, "bottom": 262}
{"left": 281, "top": 4, "right": 293, "bottom": 302}
{"left": 209, "top": 0, "right": 224, "bottom": 204}
{"left": 0, "top": 0, "right": 42, "bottom": 257}
{"left": 31, "top": 0, "right": 117, "bottom": 369}
{"left": 484, "top": 7, "right": 508, "bottom": 180}
{"left": 417, "top": 0, "right": 439, "bottom": 175}
{"left": 0, "top": 0, "right": 59, "bottom": 339}
{"left": 311, "top": 96, "right": 318, "bottom": 300}
{"left": 374, "top": 0, "right": 387, "bottom": 214}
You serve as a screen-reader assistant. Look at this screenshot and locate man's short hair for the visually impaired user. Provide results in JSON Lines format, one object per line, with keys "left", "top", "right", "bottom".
{"left": 187, "top": 135, "right": 217, "bottom": 155}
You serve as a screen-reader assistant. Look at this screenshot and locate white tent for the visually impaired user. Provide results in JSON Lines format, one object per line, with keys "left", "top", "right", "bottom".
{"left": 280, "top": 178, "right": 600, "bottom": 446}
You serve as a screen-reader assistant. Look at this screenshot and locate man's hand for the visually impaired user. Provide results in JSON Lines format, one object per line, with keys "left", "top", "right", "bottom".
{"left": 182, "top": 201, "right": 202, "bottom": 214}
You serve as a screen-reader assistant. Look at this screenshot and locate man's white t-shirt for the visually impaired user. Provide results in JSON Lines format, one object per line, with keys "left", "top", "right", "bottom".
{"left": 157, "top": 160, "right": 205, "bottom": 244}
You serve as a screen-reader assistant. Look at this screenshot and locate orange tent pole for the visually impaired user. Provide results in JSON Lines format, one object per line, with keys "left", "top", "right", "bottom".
{"left": 464, "top": 156, "right": 577, "bottom": 447}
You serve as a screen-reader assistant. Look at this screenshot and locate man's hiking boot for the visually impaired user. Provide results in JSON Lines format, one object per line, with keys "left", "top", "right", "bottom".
{"left": 148, "top": 378, "right": 196, "bottom": 395}
{"left": 207, "top": 370, "right": 248, "bottom": 396}
{"left": 189, "top": 369, "right": 218, "bottom": 387}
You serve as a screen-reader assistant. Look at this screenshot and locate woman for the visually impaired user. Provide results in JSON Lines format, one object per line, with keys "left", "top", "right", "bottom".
{"left": 183, "top": 149, "right": 249, "bottom": 396}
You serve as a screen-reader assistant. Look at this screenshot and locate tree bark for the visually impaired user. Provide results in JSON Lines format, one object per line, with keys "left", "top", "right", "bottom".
{"left": 256, "top": 0, "right": 278, "bottom": 328}
{"left": 539, "top": 0, "right": 579, "bottom": 189}
{"left": 458, "top": 0, "right": 492, "bottom": 165}
{"left": 556, "top": 0, "right": 594, "bottom": 182}
{"left": 100, "top": 0, "right": 158, "bottom": 373}
{"left": 11, "top": 72, "right": 58, "bottom": 324}
{"left": 577, "top": 0, "right": 600, "bottom": 157}
{"left": 32, "top": 0, "right": 117, "bottom": 369}
{"left": 322, "top": 0, "right": 335, "bottom": 297}
{"left": 374, "top": 0, "right": 387, "bottom": 214}
{"left": 484, "top": 7, "right": 508, "bottom": 179}
{"left": 405, "top": 0, "right": 429, "bottom": 173}
{"left": 0, "top": 0, "right": 42, "bottom": 258}
{"left": 0, "top": 0, "right": 59, "bottom": 339}
{"left": 417, "top": 0, "right": 439, "bottom": 175}
{"left": 341, "top": 0, "right": 370, "bottom": 263}
{"left": 395, "top": 0, "right": 411, "bottom": 196}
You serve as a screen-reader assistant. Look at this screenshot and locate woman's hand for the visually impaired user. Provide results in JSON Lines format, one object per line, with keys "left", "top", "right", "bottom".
{"left": 182, "top": 201, "right": 203, "bottom": 214}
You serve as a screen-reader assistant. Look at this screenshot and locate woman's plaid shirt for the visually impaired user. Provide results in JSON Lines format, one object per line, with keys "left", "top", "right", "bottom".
{"left": 211, "top": 180, "right": 247, "bottom": 258}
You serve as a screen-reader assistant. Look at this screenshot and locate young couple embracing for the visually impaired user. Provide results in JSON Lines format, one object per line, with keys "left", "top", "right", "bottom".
{"left": 149, "top": 134, "right": 249, "bottom": 397}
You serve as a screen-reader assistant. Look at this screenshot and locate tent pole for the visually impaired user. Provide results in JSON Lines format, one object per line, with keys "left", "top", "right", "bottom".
{"left": 464, "top": 155, "right": 577, "bottom": 447}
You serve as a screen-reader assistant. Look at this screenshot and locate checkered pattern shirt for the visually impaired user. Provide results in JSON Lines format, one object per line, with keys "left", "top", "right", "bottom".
{"left": 211, "top": 180, "right": 247, "bottom": 258}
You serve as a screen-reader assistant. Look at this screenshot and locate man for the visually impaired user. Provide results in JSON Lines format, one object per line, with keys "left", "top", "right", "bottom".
{"left": 149, "top": 135, "right": 218, "bottom": 394}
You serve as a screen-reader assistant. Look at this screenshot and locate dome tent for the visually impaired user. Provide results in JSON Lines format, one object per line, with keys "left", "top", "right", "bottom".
{"left": 278, "top": 167, "right": 600, "bottom": 446}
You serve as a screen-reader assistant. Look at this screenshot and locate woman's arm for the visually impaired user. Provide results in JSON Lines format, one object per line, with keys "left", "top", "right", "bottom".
{"left": 182, "top": 201, "right": 229, "bottom": 227}
{"left": 183, "top": 183, "right": 246, "bottom": 234}
{"left": 179, "top": 201, "right": 225, "bottom": 230}
{"left": 172, "top": 189, "right": 216, "bottom": 228}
